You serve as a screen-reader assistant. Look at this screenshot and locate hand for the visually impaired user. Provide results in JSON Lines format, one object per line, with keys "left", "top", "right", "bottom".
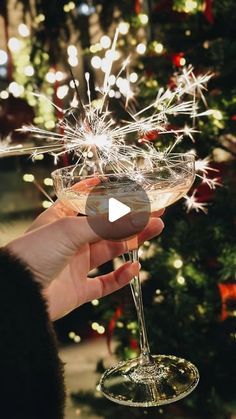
{"left": 6, "top": 202, "right": 164, "bottom": 320}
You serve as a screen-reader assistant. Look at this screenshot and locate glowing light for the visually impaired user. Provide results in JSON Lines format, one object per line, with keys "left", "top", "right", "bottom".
{"left": 97, "top": 326, "right": 105, "bottom": 334}
{"left": 91, "top": 299, "right": 99, "bottom": 306}
{"left": 0, "top": 50, "right": 8, "bottom": 65}
{"left": 100, "top": 35, "right": 111, "bottom": 49}
{"left": 108, "top": 75, "right": 116, "bottom": 85}
{"left": 0, "top": 91, "right": 9, "bottom": 99}
{"left": 92, "top": 322, "right": 99, "bottom": 331}
{"left": 177, "top": 276, "right": 186, "bottom": 285}
{"left": 91, "top": 56, "right": 102, "bottom": 69}
{"left": 24, "top": 65, "right": 34, "bottom": 76}
{"left": 35, "top": 14, "right": 45, "bottom": 23}
{"left": 69, "top": 332, "right": 75, "bottom": 339}
{"left": 34, "top": 154, "right": 44, "bottom": 160}
{"left": 185, "top": 30, "right": 191, "bottom": 36}
{"left": 9, "top": 82, "right": 24, "bottom": 97}
{"left": 154, "top": 43, "right": 164, "bottom": 54}
{"left": 184, "top": 0, "right": 198, "bottom": 12}
{"left": 74, "top": 335, "right": 81, "bottom": 343}
{"left": 67, "top": 45, "right": 77, "bottom": 56}
{"left": 42, "top": 201, "right": 53, "bottom": 209}
{"left": 18, "top": 23, "right": 30, "bottom": 37}
{"left": 56, "top": 85, "right": 69, "bottom": 99}
{"left": 45, "top": 71, "right": 56, "bottom": 84}
{"left": 118, "top": 22, "right": 130, "bottom": 35}
{"left": 180, "top": 57, "right": 186, "bottom": 66}
{"left": 45, "top": 120, "right": 56, "bottom": 129}
{"left": 55, "top": 71, "right": 64, "bottom": 81}
{"left": 212, "top": 110, "right": 223, "bottom": 120}
{"left": 139, "top": 13, "right": 149, "bottom": 25}
{"left": 8, "top": 38, "right": 22, "bottom": 52}
{"left": 68, "top": 55, "right": 78, "bottom": 67}
{"left": 136, "top": 43, "right": 146, "bottom": 55}
{"left": 109, "top": 89, "right": 115, "bottom": 98}
{"left": 23, "top": 174, "right": 35, "bottom": 183}
{"left": 69, "top": 79, "right": 79, "bottom": 88}
{"left": 173, "top": 259, "right": 183, "bottom": 269}
{"left": 129, "top": 72, "right": 138, "bottom": 83}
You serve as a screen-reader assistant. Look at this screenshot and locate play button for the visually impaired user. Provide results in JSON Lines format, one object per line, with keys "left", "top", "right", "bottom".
{"left": 108, "top": 198, "right": 131, "bottom": 222}
{"left": 80, "top": 174, "right": 151, "bottom": 241}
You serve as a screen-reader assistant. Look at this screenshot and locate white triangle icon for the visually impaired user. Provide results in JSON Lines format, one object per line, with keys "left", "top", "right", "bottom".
{"left": 108, "top": 198, "right": 131, "bottom": 223}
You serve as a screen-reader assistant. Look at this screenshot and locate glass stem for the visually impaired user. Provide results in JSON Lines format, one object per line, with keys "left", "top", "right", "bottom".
{"left": 129, "top": 248, "right": 154, "bottom": 366}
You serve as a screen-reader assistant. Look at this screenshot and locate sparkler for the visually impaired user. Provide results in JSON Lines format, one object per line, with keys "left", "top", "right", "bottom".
{"left": 1, "top": 28, "right": 216, "bottom": 213}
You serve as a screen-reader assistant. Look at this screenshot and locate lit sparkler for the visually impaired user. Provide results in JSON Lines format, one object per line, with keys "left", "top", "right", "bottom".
{"left": 2, "top": 28, "right": 216, "bottom": 212}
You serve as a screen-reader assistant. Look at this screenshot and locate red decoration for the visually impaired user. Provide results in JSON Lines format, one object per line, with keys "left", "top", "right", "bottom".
{"left": 107, "top": 306, "right": 123, "bottom": 354}
{"left": 204, "top": 0, "right": 214, "bottom": 24}
{"left": 172, "top": 52, "right": 185, "bottom": 67}
{"left": 129, "top": 337, "right": 139, "bottom": 350}
{"left": 135, "top": 0, "right": 141, "bottom": 15}
{"left": 218, "top": 283, "right": 236, "bottom": 321}
{"left": 231, "top": 115, "right": 236, "bottom": 121}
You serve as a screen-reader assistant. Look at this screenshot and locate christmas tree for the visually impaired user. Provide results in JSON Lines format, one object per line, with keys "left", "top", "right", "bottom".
{"left": 0, "top": 1, "right": 236, "bottom": 418}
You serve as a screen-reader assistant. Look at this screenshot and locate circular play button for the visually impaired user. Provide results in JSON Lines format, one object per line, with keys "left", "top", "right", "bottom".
{"left": 83, "top": 175, "right": 151, "bottom": 241}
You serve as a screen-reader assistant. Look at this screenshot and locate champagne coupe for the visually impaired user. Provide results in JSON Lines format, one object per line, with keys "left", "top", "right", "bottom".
{"left": 52, "top": 153, "right": 199, "bottom": 407}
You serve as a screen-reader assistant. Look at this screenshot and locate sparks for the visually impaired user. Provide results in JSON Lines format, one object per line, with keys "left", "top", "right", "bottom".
{"left": 184, "top": 190, "right": 209, "bottom": 214}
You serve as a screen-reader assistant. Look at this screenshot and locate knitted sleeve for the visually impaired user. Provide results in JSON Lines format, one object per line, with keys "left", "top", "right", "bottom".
{"left": 0, "top": 248, "right": 65, "bottom": 419}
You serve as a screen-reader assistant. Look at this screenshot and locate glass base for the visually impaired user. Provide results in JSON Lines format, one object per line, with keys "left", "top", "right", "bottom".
{"left": 99, "top": 354, "right": 199, "bottom": 407}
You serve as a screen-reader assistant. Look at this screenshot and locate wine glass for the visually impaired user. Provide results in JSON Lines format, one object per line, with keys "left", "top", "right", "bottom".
{"left": 52, "top": 152, "right": 199, "bottom": 407}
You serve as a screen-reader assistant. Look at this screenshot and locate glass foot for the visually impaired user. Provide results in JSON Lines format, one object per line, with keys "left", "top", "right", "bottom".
{"left": 99, "top": 355, "right": 199, "bottom": 407}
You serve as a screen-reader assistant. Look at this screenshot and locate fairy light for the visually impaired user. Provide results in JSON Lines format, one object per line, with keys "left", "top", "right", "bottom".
{"left": 68, "top": 56, "right": 78, "bottom": 67}
{"left": 100, "top": 35, "right": 111, "bottom": 49}
{"left": 8, "top": 37, "right": 22, "bottom": 52}
{"left": 180, "top": 57, "right": 186, "bottom": 66}
{"left": 0, "top": 91, "right": 9, "bottom": 99}
{"left": 45, "top": 71, "right": 56, "bottom": 84}
{"left": 173, "top": 259, "right": 183, "bottom": 269}
{"left": 35, "top": 14, "right": 45, "bottom": 23}
{"left": 55, "top": 71, "right": 65, "bottom": 81}
{"left": 56, "top": 85, "right": 69, "bottom": 99}
{"left": 91, "top": 56, "right": 102, "bottom": 69}
{"left": 136, "top": 43, "right": 147, "bottom": 55}
{"left": 24, "top": 65, "right": 34, "bottom": 76}
{"left": 67, "top": 45, "right": 77, "bottom": 57}
{"left": 138, "top": 13, "right": 149, "bottom": 25}
{"left": 91, "top": 299, "right": 99, "bottom": 306}
{"left": 9, "top": 82, "right": 24, "bottom": 97}
{"left": 154, "top": 43, "right": 164, "bottom": 54}
{"left": 0, "top": 50, "right": 8, "bottom": 65}
{"left": 184, "top": 0, "right": 198, "bottom": 12}
{"left": 129, "top": 72, "right": 138, "bottom": 83}
{"left": 42, "top": 200, "right": 52, "bottom": 209}
{"left": 118, "top": 22, "right": 130, "bottom": 35}
{"left": 212, "top": 110, "right": 223, "bottom": 120}
{"left": 18, "top": 23, "right": 30, "bottom": 37}
{"left": 92, "top": 322, "right": 99, "bottom": 331}
{"left": 69, "top": 79, "right": 79, "bottom": 88}
{"left": 23, "top": 174, "right": 35, "bottom": 182}
{"left": 177, "top": 276, "right": 186, "bottom": 285}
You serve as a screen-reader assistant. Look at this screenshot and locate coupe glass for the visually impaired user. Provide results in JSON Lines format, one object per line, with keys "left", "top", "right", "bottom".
{"left": 52, "top": 153, "right": 199, "bottom": 407}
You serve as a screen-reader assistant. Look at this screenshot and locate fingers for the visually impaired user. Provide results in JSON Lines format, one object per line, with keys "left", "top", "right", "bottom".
{"left": 89, "top": 216, "right": 164, "bottom": 269}
{"left": 85, "top": 261, "right": 139, "bottom": 301}
{"left": 26, "top": 200, "right": 76, "bottom": 233}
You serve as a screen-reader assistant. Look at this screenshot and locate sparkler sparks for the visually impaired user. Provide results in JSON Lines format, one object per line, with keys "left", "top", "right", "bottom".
{"left": 1, "top": 28, "right": 217, "bottom": 213}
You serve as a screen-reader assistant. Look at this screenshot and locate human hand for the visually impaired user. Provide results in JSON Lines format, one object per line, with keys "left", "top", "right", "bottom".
{"left": 6, "top": 202, "right": 164, "bottom": 320}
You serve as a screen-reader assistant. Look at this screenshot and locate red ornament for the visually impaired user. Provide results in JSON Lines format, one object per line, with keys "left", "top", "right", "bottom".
{"left": 172, "top": 52, "right": 185, "bottom": 67}
{"left": 107, "top": 306, "right": 123, "bottom": 354}
{"left": 218, "top": 283, "right": 236, "bottom": 321}
{"left": 231, "top": 115, "right": 236, "bottom": 121}
{"left": 135, "top": 0, "right": 141, "bottom": 15}
{"left": 204, "top": 0, "right": 214, "bottom": 24}
{"left": 129, "top": 338, "right": 139, "bottom": 350}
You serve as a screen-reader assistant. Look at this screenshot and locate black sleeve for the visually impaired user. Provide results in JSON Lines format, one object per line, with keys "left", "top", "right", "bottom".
{"left": 0, "top": 249, "right": 65, "bottom": 419}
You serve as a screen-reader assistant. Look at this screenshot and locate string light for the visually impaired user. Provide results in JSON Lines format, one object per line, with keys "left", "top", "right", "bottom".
{"left": 118, "top": 22, "right": 130, "bottom": 35}
{"left": 45, "top": 71, "right": 56, "bottom": 84}
{"left": 136, "top": 43, "right": 146, "bottom": 54}
{"left": 68, "top": 56, "right": 78, "bottom": 67}
{"left": 0, "top": 91, "right": 9, "bottom": 99}
{"left": 91, "top": 299, "right": 99, "bottom": 306}
{"left": 9, "top": 82, "right": 24, "bottom": 97}
{"left": 23, "top": 174, "right": 35, "bottom": 182}
{"left": 56, "top": 85, "right": 69, "bottom": 99}
{"left": 138, "top": 13, "right": 149, "bottom": 25}
{"left": 100, "top": 35, "right": 111, "bottom": 49}
{"left": 173, "top": 259, "right": 183, "bottom": 269}
{"left": 67, "top": 45, "right": 77, "bottom": 57}
{"left": 55, "top": 71, "right": 65, "bottom": 81}
{"left": 184, "top": 0, "right": 198, "bottom": 12}
{"left": 24, "top": 65, "right": 34, "bottom": 76}
{"left": 91, "top": 56, "right": 102, "bottom": 69}
{"left": 0, "top": 50, "right": 8, "bottom": 65}
{"left": 18, "top": 23, "right": 30, "bottom": 37}
{"left": 129, "top": 72, "right": 138, "bottom": 83}
{"left": 154, "top": 43, "right": 164, "bottom": 54}
{"left": 69, "top": 79, "right": 79, "bottom": 88}
{"left": 42, "top": 200, "right": 52, "bottom": 209}
{"left": 8, "top": 37, "right": 22, "bottom": 52}
{"left": 177, "top": 276, "right": 186, "bottom": 285}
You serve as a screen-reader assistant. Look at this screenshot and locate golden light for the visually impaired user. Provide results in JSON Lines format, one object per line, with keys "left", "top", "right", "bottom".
{"left": 129, "top": 72, "right": 138, "bottom": 83}
{"left": 177, "top": 276, "right": 186, "bottom": 285}
{"left": 180, "top": 57, "right": 186, "bottom": 66}
{"left": 42, "top": 201, "right": 53, "bottom": 209}
{"left": 0, "top": 91, "right": 9, "bottom": 99}
{"left": 154, "top": 43, "right": 164, "bottom": 54}
{"left": 173, "top": 259, "right": 183, "bottom": 269}
{"left": 9, "top": 82, "right": 24, "bottom": 97}
{"left": 23, "top": 174, "right": 35, "bottom": 182}
{"left": 139, "top": 13, "right": 149, "bottom": 25}
{"left": 212, "top": 110, "right": 223, "bottom": 120}
{"left": 184, "top": 0, "right": 198, "bottom": 12}
{"left": 91, "top": 299, "right": 99, "bottom": 306}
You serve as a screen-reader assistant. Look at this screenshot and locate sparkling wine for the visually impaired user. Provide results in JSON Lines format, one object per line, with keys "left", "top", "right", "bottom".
{"left": 59, "top": 177, "right": 193, "bottom": 215}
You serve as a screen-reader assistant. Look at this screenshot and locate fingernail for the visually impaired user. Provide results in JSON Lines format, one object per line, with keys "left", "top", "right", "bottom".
{"left": 130, "top": 212, "right": 147, "bottom": 227}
